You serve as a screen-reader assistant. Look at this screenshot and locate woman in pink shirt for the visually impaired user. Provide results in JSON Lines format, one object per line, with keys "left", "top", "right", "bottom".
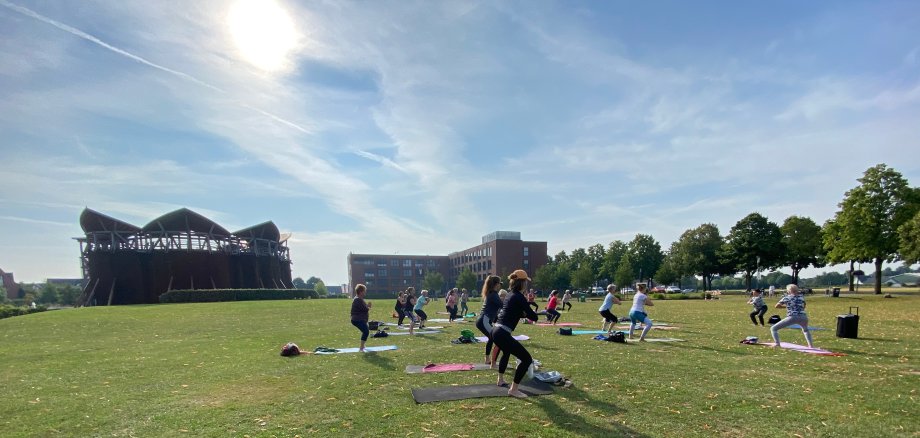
{"left": 545, "top": 290, "right": 561, "bottom": 324}
{"left": 446, "top": 289, "right": 459, "bottom": 322}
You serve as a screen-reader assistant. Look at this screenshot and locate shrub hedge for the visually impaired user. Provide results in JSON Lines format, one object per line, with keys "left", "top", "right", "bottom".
{"left": 0, "top": 305, "right": 48, "bottom": 320}
{"left": 159, "top": 289, "right": 317, "bottom": 304}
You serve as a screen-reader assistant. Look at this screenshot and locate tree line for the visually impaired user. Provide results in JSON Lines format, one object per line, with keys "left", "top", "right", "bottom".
{"left": 532, "top": 164, "right": 919, "bottom": 295}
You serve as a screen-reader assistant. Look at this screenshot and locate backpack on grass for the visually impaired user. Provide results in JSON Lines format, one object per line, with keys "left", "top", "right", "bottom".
{"left": 768, "top": 315, "right": 781, "bottom": 324}
{"left": 606, "top": 332, "right": 626, "bottom": 343}
{"left": 372, "top": 330, "right": 389, "bottom": 338}
{"left": 559, "top": 327, "right": 573, "bottom": 336}
{"left": 280, "top": 342, "right": 301, "bottom": 357}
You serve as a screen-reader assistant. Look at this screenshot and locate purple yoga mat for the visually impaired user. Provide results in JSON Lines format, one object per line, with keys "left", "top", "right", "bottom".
{"left": 535, "top": 322, "right": 583, "bottom": 327}
{"left": 423, "top": 363, "right": 475, "bottom": 373}
{"left": 757, "top": 342, "right": 845, "bottom": 356}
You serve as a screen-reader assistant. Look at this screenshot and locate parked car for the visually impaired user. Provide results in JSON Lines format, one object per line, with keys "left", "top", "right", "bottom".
{"left": 590, "top": 287, "right": 605, "bottom": 296}
{"left": 681, "top": 288, "right": 696, "bottom": 293}
{"left": 620, "top": 287, "right": 635, "bottom": 294}
{"left": 665, "top": 286, "right": 681, "bottom": 293}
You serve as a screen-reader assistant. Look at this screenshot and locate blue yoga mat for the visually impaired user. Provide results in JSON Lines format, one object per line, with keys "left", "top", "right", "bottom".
{"left": 572, "top": 330, "right": 609, "bottom": 335}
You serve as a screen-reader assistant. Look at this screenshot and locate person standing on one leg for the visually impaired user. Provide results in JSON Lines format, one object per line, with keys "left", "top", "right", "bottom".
{"left": 475, "top": 275, "right": 503, "bottom": 366}
{"left": 545, "top": 290, "right": 562, "bottom": 324}
{"left": 491, "top": 269, "right": 540, "bottom": 398}
{"left": 599, "top": 284, "right": 622, "bottom": 334}
{"left": 351, "top": 284, "right": 372, "bottom": 352}
{"left": 747, "top": 289, "right": 768, "bottom": 326}
{"left": 562, "top": 290, "right": 573, "bottom": 311}
{"left": 770, "top": 284, "right": 815, "bottom": 348}
{"left": 628, "top": 283, "right": 654, "bottom": 341}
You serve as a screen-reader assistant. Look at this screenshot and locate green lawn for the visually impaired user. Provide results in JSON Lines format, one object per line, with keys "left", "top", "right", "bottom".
{"left": 1, "top": 294, "right": 917, "bottom": 437}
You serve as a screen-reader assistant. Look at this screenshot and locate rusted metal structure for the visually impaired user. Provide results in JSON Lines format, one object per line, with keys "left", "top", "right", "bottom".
{"left": 75, "top": 208, "right": 292, "bottom": 305}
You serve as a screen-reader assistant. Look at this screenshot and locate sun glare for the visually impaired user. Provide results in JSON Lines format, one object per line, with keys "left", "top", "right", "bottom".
{"left": 226, "top": 0, "right": 298, "bottom": 72}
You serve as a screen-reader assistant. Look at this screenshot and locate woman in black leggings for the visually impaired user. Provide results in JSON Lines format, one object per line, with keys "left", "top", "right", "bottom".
{"left": 475, "top": 275, "right": 504, "bottom": 366}
{"left": 492, "top": 269, "right": 539, "bottom": 398}
{"left": 395, "top": 292, "right": 406, "bottom": 326}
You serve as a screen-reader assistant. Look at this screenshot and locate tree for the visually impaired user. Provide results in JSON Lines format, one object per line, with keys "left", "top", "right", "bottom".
{"left": 671, "top": 224, "right": 724, "bottom": 291}
{"left": 314, "top": 281, "right": 328, "bottom": 297}
{"left": 305, "top": 277, "right": 322, "bottom": 289}
{"left": 37, "top": 283, "right": 60, "bottom": 304}
{"left": 586, "top": 244, "right": 606, "bottom": 282}
{"left": 614, "top": 255, "right": 634, "bottom": 290}
{"left": 571, "top": 264, "right": 594, "bottom": 289}
{"left": 600, "top": 240, "right": 628, "bottom": 283}
{"left": 0, "top": 285, "right": 7, "bottom": 303}
{"left": 781, "top": 216, "right": 826, "bottom": 284}
{"left": 654, "top": 256, "right": 679, "bottom": 286}
{"left": 721, "top": 213, "right": 784, "bottom": 290}
{"left": 456, "top": 268, "right": 476, "bottom": 292}
{"left": 627, "top": 234, "right": 663, "bottom": 283}
{"left": 423, "top": 272, "right": 445, "bottom": 294}
{"left": 58, "top": 284, "right": 81, "bottom": 306}
{"left": 899, "top": 211, "right": 920, "bottom": 265}
{"left": 292, "top": 277, "right": 307, "bottom": 289}
{"left": 826, "top": 164, "right": 919, "bottom": 294}
{"left": 822, "top": 219, "right": 866, "bottom": 292}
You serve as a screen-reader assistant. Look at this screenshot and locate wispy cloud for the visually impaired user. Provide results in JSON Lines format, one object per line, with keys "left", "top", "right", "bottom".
{"left": 0, "top": 215, "right": 72, "bottom": 227}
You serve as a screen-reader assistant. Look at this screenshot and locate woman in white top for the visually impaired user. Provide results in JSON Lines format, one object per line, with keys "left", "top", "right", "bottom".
{"left": 627, "top": 283, "right": 654, "bottom": 341}
{"left": 598, "top": 284, "right": 621, "bottom": 334}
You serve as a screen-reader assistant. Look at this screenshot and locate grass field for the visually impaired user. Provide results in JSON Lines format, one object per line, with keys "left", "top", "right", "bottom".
{"left": 1, "top": 292, "right": 918, "bottom": 437}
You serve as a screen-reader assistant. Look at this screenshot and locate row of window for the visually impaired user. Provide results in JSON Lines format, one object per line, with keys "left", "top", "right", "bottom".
{"left": 354, "top": 258, "right": 439, "bottom": 268}
{"left": 364, "top": 268, "right": 429, "bottom": 278}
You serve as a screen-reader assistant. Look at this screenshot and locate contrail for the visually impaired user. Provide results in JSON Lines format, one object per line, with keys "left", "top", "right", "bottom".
{"left": 0, "top": 0, "right": 313, "bottom": 133}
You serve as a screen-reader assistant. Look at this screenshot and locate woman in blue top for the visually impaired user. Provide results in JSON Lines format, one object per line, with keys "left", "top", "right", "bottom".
{"left": 770, "top": 284, "right": 815, "bottom": 348}
{"left": 598, "top": 284, "right": 622, "bottom": 335}
{"left": 475, "top": 275, "right": 503, "bottom": 366}
{"left": 491, "top": 269, "right": 540, "bottom": 398}
{"left": 414, "top": 289, "right": 430, "bottom": 329}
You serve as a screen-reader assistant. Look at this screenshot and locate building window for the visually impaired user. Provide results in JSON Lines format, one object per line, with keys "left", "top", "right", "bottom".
{"left": 404, "top": 269, "right": 412, "bottom": 277}
{"left": 403, "top": 259, "right": 412, "bottom": 267}
{"left": 378, "top": 269, "right": 387, "bottom": 277}
{"left": 487, "top": 260, "right": 492, "bottom": 270}
{"left": 427, "top": 260, "right": 436, "bottom": 267}
{"left": 524, "top": 246, "right": 529, "bottom": 256}
{"left": 364, "top": 272, "right": 375, "bottom": 278}
{"left": 524, "top": 259, "right": 529, "bottom": 267}
{"left": 391, "top": 259, "right": 399, "bottom": 266}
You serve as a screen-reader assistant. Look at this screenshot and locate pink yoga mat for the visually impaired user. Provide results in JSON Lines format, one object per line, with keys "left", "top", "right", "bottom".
{"left": 757, "top": 342, "right": 845, "bottom": 356}
{"left": 535, "top": 322, "right": 583, "bottom": 327}
{"left": 423, "top": 363, "right": 475, "bottom": 372}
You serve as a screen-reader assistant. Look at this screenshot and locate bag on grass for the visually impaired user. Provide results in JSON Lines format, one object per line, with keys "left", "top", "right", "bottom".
{"left": 368, "top": 321, "right": 381, "bottom": 330}
{"left": 768, "top": 315, "right": 781, "bottom": 324}
{"left": 372, "top": 330, "right": 389, "bottom": 338}
{"left": 606, "top": 332, "right": 626, "bottom": 343}
{"left": 740, "top": 336, "right": 759, "bottom": 345}
{"left": 559, "top": 327, "right": 573, "bottom": 336}
{"left": 534, "top": 371, "right": 564, "bottom": 383}
{"left": 280, "top": 342, "right": 301, "bottom": 357}
{"left": 460, "top": 329, "right": 476, "bottom": 341}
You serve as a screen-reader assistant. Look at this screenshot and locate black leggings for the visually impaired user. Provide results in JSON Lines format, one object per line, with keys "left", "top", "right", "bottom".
{"left": 396, "top": 306, "right": 406, "bottom": 325}
{"left": 600, "top": 309, "right": 617, "bottom": 323}
{"left": 415, "top": 309, "right": 427, "bottom": 322}
{"left": 750, "top": 306, "right": 767, "bottom": 325}
{"left": 475, "top": 315, "right": 495, "bottom": 358}
{"left": 492, "top": 328, "right": 532, "bottom": 384}
{"left": 528, "top": 302, "right": 539, "bottom": 311}
{"left": 546, "top": 309, "right": 561, "bottom": 323}
{"left": 448, "top": 306, "right": 458, "bottom": 321}
{"left": 563, "top": 302, "right": 572, "bottom": 311}
{"left": 351, "top": 320, "right": 369, "bottom": 341}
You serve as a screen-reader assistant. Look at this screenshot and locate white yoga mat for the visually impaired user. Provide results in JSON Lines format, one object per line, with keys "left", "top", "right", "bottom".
{"left": 427, "top": 318, "right": 466, "bottom": 323}
{"left": 474, "top": 334, "right": 529, "bottom": 342}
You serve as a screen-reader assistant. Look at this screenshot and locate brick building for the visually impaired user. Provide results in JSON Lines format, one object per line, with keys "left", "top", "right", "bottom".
{"left": 1, "top": 268, "right": 22, "bottom": 299}
{"left": 347, "top": 231, "right": 548, "bottom": 297}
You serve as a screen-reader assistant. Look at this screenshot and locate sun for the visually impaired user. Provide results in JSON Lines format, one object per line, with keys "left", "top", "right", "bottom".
{"left": 226, "top": 0, "right": 298, "bottom": 72}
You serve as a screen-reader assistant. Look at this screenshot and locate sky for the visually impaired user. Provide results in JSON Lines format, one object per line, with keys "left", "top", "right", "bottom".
{"left": 1, "top": 0, "right": 918, "bottom": 285}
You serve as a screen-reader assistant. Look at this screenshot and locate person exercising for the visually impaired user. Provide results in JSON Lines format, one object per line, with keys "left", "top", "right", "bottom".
{"left": 491, "top": 269, "right": 540, "bottom": 398}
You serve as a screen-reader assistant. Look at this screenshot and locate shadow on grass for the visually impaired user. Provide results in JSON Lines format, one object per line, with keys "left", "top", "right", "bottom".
{"left": 361, "top": 351, "right": 396, "bottom": 371}
{"left": 534, "top": 386, "right": 649, "bottom": 437}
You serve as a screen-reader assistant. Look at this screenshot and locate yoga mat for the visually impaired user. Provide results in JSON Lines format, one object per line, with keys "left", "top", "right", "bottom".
{"left": 428, "top": 318, "right": 466, "bottom": 323}
{"left": 314, "top": 345, "right": 398, "bottom": 354}
{"left": 625, "top": 338, "right": 684, "bottom": 343}
{"left": 424, "top": 363, "right": 474, "bottom": 372}
{"left": 474, "top": 335, "right": 529, "bottom": 342}
{"left": 756, "top": 342, "right": 845, "bottom": 356}
{"left": 411, "top": 379, "right": 554, "bottom": 403}
{"left": 572, "top": 330, "right": 609, "bottom": 335}
{"left": 392, "top": 325, "right": 445, "bottom": 330}
{"left": 384, "top": 331, "right": 442, "bottom": 336}
{"left": 405, "top": 363, "right": 494, "bottom": 374}
{"left": 784, "top": 324, "right": 827, "bottom": 330}
{"left": 535, "top": 322, "right": 583, "bottom": 327}
{"left": 616, "top": 322, "right": 672, "bottom": 327}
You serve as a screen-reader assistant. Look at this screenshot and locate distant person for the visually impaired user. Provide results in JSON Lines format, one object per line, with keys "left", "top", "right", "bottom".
{"left": 351, "top": 284, "right": 372, "bottom": 352}
{"left": 492, "top": 269, "right": 540, "bottom": 398}
{"left": 561, "top": 290, "right": 573, "bottom": 311}
{"left": 403, "top": 289, "right": 417, "bottom": 335}
{"left": 414, "top": 290, "right": 430, "bottom": 328}
{"left": 599, "top": 284, "right": 622, "bottom": 334}
{"left": 545, "top": 290, "right": 561, "bottom": 324}
{"left": 460, "top": 289, "right": 469, "bottom": 317}
{"left": 526, "top": 289, "right": 538, "bottom": 312}
{"left": 770, "top": 284, "right": 815, "bottom": 348}
{"left": 747, "top": 289, "right": 768, "bottom": 326}
{"left": 628, "top": 283, "right": 654, "bottom": 341}
{"left": 475, "top": 275, "right": 503, "bottom": 366}
{"left": 395, "top": 291, "right": 407, "bottom": 326}
{"left": 768, "top": 285, "right": 775, "bottom": 298}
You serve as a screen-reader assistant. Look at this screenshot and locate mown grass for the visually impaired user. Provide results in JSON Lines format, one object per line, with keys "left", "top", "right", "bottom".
{"left": 1, "top": 292, "right": 917, "bottom": 437}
